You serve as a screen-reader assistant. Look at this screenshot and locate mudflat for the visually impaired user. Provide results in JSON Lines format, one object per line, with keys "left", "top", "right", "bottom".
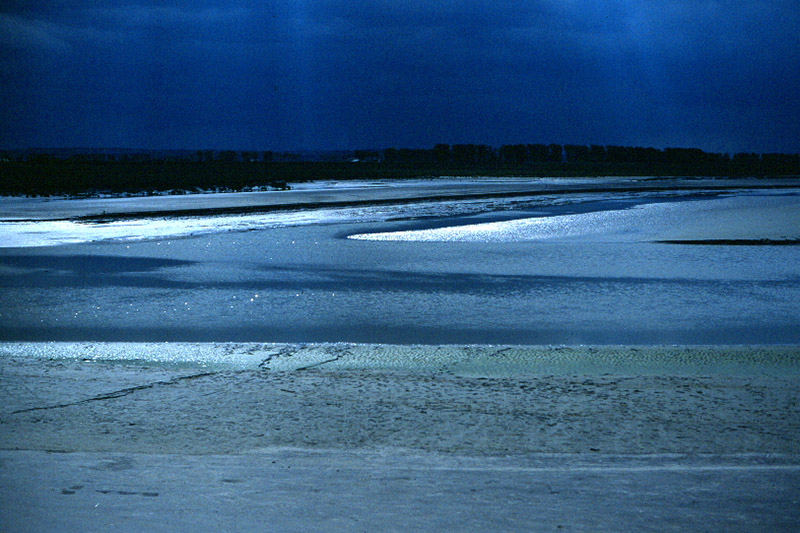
{"left": 1, "top": 344, "right": 799, "bottom": 531}
{"left": 2, "top": 344, "right": 799, "bottom": 455}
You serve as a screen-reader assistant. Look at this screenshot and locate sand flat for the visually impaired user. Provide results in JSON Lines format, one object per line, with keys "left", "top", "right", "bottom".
{"left": 3, "top": 449, "right": 799, "bottom": 532}
{"left": 2, "top": 343, "right": 799, "bottom": 530}
{"left": 2, "top": 343, "right": 799, "bottom": 455}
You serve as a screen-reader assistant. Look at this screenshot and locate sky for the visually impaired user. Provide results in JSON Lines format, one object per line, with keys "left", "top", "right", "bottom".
{"left": 1, "top": 1, "right": 799, "bottom": 153}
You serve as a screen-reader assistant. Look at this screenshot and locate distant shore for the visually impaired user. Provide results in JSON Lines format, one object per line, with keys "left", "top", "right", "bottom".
{"left": 3, "top": 175, "right": 800, "bottom": 222}
{"left": 2, "top": 155, "right": 799, "bottom": 197}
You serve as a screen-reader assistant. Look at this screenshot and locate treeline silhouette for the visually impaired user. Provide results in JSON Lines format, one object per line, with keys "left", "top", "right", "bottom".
{"left": 1, "top": 144, "right": 798, "bottom": 196}
{"left": 384, "top": 143, "right": 799, "bottom": 176}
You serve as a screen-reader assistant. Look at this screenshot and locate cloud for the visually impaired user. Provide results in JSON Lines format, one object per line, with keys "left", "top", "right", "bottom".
{"left": 0, "top": 13, "right": 72, "bottom": 53}
{"left": 0, "top": 1, "right": 798, "bottom": 152}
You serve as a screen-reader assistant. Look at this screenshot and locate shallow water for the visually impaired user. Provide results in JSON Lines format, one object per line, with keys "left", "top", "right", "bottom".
{"left": 1, "top": 187, "right": 799, "bottom": 345}
{"left": 349, "top": 191, "right": 800, "bottom": 243}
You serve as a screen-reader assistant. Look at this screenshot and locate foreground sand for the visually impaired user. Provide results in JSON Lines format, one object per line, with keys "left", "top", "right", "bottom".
{"left": 2, "top": 344, "right": 799, "bottom": 530}
{"left": 3, "top": 449, "right": 799, "bottom": 532}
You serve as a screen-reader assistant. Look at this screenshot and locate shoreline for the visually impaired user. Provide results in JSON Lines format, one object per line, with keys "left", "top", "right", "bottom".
{"left": 3, "top": 342, "right": 800, "bottom": 375}
{"left": 3, "top": 176, "right": 799, "bottom": 222}
{"left": 2, "top": 179, "right": 799, "bottom": 528}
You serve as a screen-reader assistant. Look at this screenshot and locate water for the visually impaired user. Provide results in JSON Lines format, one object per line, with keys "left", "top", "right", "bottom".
{"left": 1, "top": 187, "right": 799, "bottom": 345}
{"left": 349, "top": 191, "right": 800, "bottom": 243}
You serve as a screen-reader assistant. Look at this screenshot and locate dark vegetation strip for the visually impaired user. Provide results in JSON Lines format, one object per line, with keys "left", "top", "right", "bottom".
{"left": 2, "top": 154, "right": 799, "bottom": 197}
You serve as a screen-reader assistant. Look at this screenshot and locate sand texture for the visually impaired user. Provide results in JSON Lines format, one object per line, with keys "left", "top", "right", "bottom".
{"left": 2, "top": 344, "right": 799, "bottom": 456}
{"left": 2, "top": 344, "right": 800, "bottom": 530}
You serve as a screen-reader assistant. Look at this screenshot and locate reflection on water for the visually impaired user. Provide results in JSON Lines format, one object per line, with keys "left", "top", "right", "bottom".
{"left": 349, "top": 191, "right": 800, "bottom": 243}
{"left": 1, "top": 190, "right": 799, "bottom": 345}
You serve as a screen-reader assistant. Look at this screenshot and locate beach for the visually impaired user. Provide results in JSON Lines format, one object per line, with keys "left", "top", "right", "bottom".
{"left": 2, "top": 178, "right": 800, "bottom": 529}
{"left": 3, "top": 344, "right": 800, "bottom": 455}
{"left": 2, "top": 343, "right": 800, "bottom": 530}
{"left": 5, "top": 0, "right": 800, "bottom": 526}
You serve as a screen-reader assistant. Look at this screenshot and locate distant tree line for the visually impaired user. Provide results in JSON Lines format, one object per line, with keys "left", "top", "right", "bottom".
{"left": 1, "top": 144, "right": 798, "bottom": 196}
{"left": 383, "top": 143, "right": 800, "bottom": 176}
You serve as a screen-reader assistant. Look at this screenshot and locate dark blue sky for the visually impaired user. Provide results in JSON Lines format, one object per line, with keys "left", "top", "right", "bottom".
{"left": 2, "top": 1, "right": 799, "bottom": 153}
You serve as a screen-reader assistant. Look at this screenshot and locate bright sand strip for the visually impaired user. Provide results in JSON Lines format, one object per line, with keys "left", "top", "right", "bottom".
{"left": 3, "top": 341, "right": 799, "bottom": 375}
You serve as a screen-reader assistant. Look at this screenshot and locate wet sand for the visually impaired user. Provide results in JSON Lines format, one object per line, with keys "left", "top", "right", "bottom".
{"left": 3, "top": 449, "right": 799, "bottom": 532}
{"left": 3, "top": 174, "right": 800, "bottom": 528}
{"left": 3, "top": 176, "right": 798, "bottom": 222}
{"left": 2, "top": 344, "right": 799, "bottom": 530}
{"left": 2, "top": 344, "right": 800, "bottom": 455}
